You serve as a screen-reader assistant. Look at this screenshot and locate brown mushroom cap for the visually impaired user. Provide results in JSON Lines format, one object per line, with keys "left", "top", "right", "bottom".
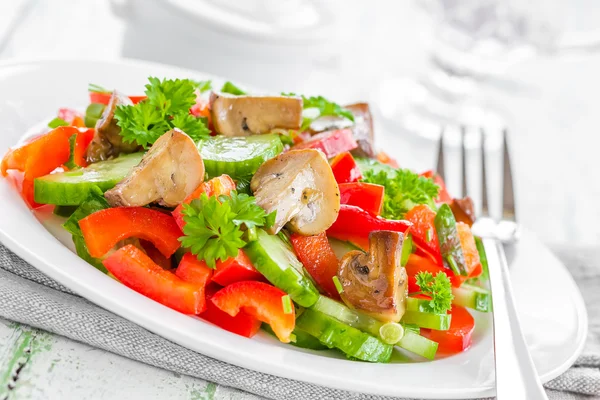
{"left": 338, "top": 231, "right": 408, "bottom": 322}
{"left": 250, "top": 149, "right": 340, "bottom": 235}
{"left": 210, "top": 92, "right": 303, "bottom": 137}
{"left": 86, "top": 90, "right": 139, "bottom": 163}
{"left": 104, "top": 129, "right": 205, "bottom": 208}
{"left": 450, "top": 196, "right": 476, "bottom": 226}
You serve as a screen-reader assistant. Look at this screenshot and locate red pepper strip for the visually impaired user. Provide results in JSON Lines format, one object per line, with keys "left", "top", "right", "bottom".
{"left": 172, "top": 175, "right": 236, "bottom": 230}
{"left": 290, "top": 232, "right": 341, "bottom": 300}
{"left": 338, "top": 182, "right": 384, "bottom": 216}
{"left": 103, "top": 245, "right": 205, "bottom": 314}
{"left": 405, "top": 205, "right": 443, "bottom": 267}
{"left": 211, "top": 281, "right": 295, "bottom": 343}
{"left": 72, "top": 128, "right": 95, "bottom": 168}
{"left": 376, "top": 151, "right": 399, "bottom": 168}
{"left": 293, "top": 128, "right": 357, "bottom": 158}
{"left": 423, "top": 305, "right": 474, "bottom": 354}
{"left": 201, "top": 283, "right": 262, "bottom": 338}
{"left": 330, "top": 152, "right": 362, "bottom": 183}
{"left": 80, "top": 207, "right": 182, "bottom": 258}
{"left": 140, "top": 240, "right": 173, "bottom": 270}
{"left": 58, "top": 108, "right": 85, "bottom": 127}
{"left": 327, "top": 205, "right": 412, "bottom": 251}
{"left": 89, "top": 92, "right": 146, "bottom": 105}
{"left": 175, "top": 253, "right": 214, "bottom": 314}
{"left": 2, "top": 126, "right": 78, "bottom": 207}
{"left": 212, "top": 250, "right": 263, "bottom": 287}
{"left": 420, "top": 170, "right": 452, "bottom": 203}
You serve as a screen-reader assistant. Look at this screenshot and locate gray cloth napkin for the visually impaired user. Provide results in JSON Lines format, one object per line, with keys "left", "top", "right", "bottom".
{"left": 0, "top": 243, "right": 599, "bottom": 400}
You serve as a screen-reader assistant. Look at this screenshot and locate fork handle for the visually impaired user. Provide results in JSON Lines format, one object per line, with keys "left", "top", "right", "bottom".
{"left": 484, "top": 238, "right": 548, "bottom": 400}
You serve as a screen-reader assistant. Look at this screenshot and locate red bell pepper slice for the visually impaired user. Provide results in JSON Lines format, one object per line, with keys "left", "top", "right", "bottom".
{"left": 69, "top": 128, "right": 95, "bottom": 168}
{"left": 2, "top": 126, "right": 79, "bottom": 207}
{"left": 424, "top": 305, "right": 474, "bottom": 354}
{"left": 290, "top": 232, "right": 340, "bottom": 300}
{"left": 58, "top": 108, "right": 85, "bottom": 127}
{"left": 211, "top": 281, "right": 295, "bottom": 343}
{"left": 293, "top": 128, "right": 357, "bottom": 158}
{"left": 89, "top": 91, "right": 146, "bottom": 105}
{"left": 405, "top": 251, "right": 481, "bottom": 291}
{"left": 212, "top": 250, "right": 263, "bottom": 287}
{"left": 201, "top": 283, "right": 262, "bottom": 338}
{"left": 80, "top": 207, "right": 182, "bottom": 258}
{"left": 376, "top": 151, "right": 399, "bottom": 168}
{"left": 327, "top": 205, "right": 412, "bottom": 250}
{"left": 140, "top": 240, "right": 173, "bottom": 270}
{"left": 330, "top": 152, "right": 362, "bottom": 183}
{"left": 176, "top": 253, "right": 213, "bottom": 285}
{"left": 103, "top": 245, "right": 205, "bottom": 314}
{"left": 405, "top": 204, "right": 443, "bottom": 267}
{"left": 420, "top": 170, "right": 452, "bottom": 203}
{"left": 172, "top": 175, "right": 236, "bottom": 230}
{"left": 338, "top": 182, "right": 384, "bottom": 216}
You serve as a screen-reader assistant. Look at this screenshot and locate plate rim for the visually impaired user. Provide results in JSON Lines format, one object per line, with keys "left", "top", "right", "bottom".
{"left": 0, "top": 57, "right": 589, "bottom": 399}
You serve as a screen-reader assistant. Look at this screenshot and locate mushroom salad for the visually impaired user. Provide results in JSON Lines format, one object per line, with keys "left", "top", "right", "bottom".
{"left": 1, "top": 77, "right": 490, "bottom": 362}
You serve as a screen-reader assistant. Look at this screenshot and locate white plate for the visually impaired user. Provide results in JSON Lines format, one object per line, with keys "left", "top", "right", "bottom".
{"left": 0, "top": 59, "right": 588, "bottom": 399}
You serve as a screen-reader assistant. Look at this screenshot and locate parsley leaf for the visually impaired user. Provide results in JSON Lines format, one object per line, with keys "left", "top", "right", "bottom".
{"left": 115, "top": 101, "right": 170, "bottom": 148}
{"left": 413, "top": 271, "right": 454, "bottom": 314}
{"left": 362, "top": 169, "right": 439, "bottom": 219}
{"left": 115, "top": 77, "right": 210, "bottom": 148}
{"left": 194, "top": 80, "right": 212, "bottom": 93}
{"left": 180, "top": 191, "right": 274, "bottom": 268}
{"left": 221, "top": 81, "right": 246, "bottom": 95}
{"left": 171, "top": 113, "right": 211, "bottom": 142}
{"left": 283, "top": 93, "right": 354, "bottom": 131}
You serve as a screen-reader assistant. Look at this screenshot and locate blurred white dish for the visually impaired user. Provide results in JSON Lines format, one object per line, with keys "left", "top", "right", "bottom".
{"left": 0, "top": 59, "right": 587, "bottom": 399}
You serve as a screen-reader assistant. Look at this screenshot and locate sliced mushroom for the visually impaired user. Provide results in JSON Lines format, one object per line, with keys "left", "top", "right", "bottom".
{"left": 86, "top": 90, "right": 140, "bottom": 163}
{"left": 338, "top": 231, "right": 408, "bottom": 323}
{"left": 104, "top": 129, "right": 205, "bottom": 208}
{"left": 210, "top": 92, "right": 303, "bottom": 137}
{"left": 250, "top": 149, "right": 340, "bottom": 235}
{"left": 450, "top": 196, "right": 476, "bottom": 226}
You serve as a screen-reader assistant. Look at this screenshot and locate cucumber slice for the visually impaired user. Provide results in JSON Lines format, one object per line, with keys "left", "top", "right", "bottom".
{"left": 197, "top": 134, "right": 283, "bottom": 180}
{"left": 262, "top": 325, "right": 327, "bottom": 350}
{"left": 397, "top": 330, "right": 438, "bottom": 360}
{"left": 296, "top": 309, "right": 393, "bottom": 362}
{"left": 402, "top": 310, "right": 451, "bottom": 331}
{"left": 327, "top": 237, "right": 362, "bottom": 260}
{"left": 34, "top": 152, "right": 143, "bottom": 206}
{"left": 244, "top": 229, "right": 319, "bottom": 307}
{"left": 85, "top": 103, "right": 105, "bottom": 128}
{"left": 452, "top": 284, "right": 491, "bottom": 312}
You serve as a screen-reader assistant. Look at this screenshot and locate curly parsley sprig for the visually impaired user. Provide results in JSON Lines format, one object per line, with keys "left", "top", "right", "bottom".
{"left": 179, "top": 191, "right": 275, "bottom": 268}
{"left": 362, "top": 169, "right": 439, "bottom": 219}
{"left": 115, "top": 77, "right": 210, "bottom": 148}
{"left": 411, "top": 271, "right": 454, "bottom": 314}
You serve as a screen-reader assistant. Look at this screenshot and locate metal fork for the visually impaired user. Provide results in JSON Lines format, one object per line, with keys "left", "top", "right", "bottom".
{"left": 437, "top": 128, "right": 548, "bottom": 400}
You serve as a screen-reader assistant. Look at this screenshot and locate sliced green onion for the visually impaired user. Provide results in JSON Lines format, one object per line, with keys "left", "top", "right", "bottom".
{"left": 379, "top": 322, "right": 404, "bottom": 344}
{"left": 426, "top": 228, "right": 433, "bottom": 242}
{"left": 281, "top": 295, "right": 293, "bottom": 314}
{"left": 401, "top": 234, "right": 413, "bottom": 266}
{"left": 48, "top": 117, "right": 69, "bottom": 129}
{"left": 88, "top": 83, "right": 111, "bottom": 93}
{"left": 246, "top": 226, "right": 258, "bottom": 242}
{"left": 332, "top": 276, "right": 344, "bottom": 294}
{"left": 445, "top": 254, "right": 460, "bottom": 275}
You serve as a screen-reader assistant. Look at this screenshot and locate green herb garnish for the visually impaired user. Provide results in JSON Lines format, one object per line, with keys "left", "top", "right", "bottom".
{"left": 412, "top": 271, "right": 453, "bottom": 314}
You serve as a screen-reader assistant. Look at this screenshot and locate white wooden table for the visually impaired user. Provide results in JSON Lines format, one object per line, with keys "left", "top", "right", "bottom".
{"left": 0, "top": 1, "right": 598, "bottom": 399}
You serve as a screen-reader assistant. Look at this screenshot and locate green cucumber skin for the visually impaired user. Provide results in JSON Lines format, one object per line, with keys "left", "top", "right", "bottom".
{"left": 296, "top": 309, "right": 393, "bottom": 362}
{"left": 452, "top": 284, "right": 491, "bottom": 312}
{"left": 396, "top": 330, "right": 438, "bottom": 360}
{"left": 263, "top": 325, "right": 327, "bottom": 350}
{"left": 402, "top": 310, "right": 451, "bottom": 331}
{"left": 34, "top": 153, "right": 143, "bottom": 206}
{"left": 244, "top": 229, "right": 319, "bottom": 308}
{"left": 198, "top": 134, "right": 283, "bottom": 180}
{"left": 434, "top": 203, "right": 468, "bottom": 276}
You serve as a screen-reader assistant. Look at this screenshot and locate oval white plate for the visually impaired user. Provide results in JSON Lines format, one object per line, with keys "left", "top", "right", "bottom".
{"left": 0, "top": 59, "right": 588, "bottom": 399}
